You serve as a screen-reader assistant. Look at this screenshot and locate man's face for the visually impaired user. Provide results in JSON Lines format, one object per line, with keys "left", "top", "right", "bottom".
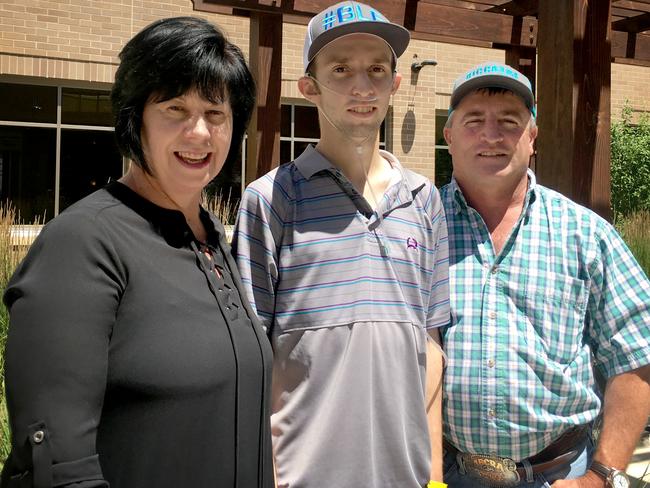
{"left": 301, "top": 33, "right": 401, "bottom": 141}
{"left": 443, "top": 90, "right": 537, "bottom": 188}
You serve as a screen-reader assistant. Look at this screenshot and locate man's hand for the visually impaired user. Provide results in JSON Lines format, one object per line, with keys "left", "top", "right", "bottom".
{"left": 425, "top": 328, "right": 444, "bottom": 482}
{"left": 550, "top": 470, "right": 605, "bottom": 487}
{"left": 552, "top": 366, "right": 649, "bottom": 488}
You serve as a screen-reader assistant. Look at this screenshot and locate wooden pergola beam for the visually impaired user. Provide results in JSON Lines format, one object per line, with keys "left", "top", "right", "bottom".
{"left": 536, "top": 0, "right": 612, "bottom": 220}
{"left": 615, "top": 0, "right": 650, "bottom": 11}
{"left": 485, "top": 0, "right": 538, "bottom": 17}
{"left": 410, "top": 3, "right": 538, "bottom": 45}
{"left": 194, "top": 0, "right": 650, "bottom": 60}
{"left": 612, "top": 30, "right": 650, "bottom": 62}
{"left": 612, "top": 11, "right": 650, "bottom": 31}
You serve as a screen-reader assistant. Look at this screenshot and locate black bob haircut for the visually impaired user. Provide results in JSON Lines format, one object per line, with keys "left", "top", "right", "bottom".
{"left": 111, "top": 17, "right": 256, "bottom": 175}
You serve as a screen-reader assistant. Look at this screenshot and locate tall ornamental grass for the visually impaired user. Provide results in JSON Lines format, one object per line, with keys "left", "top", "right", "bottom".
{"left": 0, "top": 203, "right": 42, "bottom": 469}
{"left": 202, "top": 187, "right": 238, "bottom": 227}
{"left": 616, "top": 211, "right": 650, "bottom": 279}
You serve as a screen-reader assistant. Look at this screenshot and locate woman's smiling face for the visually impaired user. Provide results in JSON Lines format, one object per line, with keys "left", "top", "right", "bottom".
{"left": 140, "top": 89, "right": 233, "bottom": 200}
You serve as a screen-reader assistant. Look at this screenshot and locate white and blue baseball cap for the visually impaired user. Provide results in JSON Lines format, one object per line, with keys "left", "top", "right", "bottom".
{"left": 303, "top": 1, "right": 410, "bottom": 72}
{"left": 449, "top": 61, "right": 536, "bottom": 116}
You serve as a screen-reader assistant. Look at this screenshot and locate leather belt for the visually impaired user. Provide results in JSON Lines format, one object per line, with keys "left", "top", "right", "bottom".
{"left": 444, "top": 426, "right": 589, "bottom": 487}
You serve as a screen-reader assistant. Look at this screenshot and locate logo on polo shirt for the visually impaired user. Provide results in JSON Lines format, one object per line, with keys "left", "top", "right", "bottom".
{"left": 406, "top": 237, "right": 418, "bottom": 250}
{"left": 322, "top": 4, "right": 387, "bottom": 31}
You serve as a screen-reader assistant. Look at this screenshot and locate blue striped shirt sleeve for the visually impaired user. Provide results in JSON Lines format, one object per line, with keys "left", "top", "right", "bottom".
{"left": 233, "top": 170, "right": 291, "bottom": 332}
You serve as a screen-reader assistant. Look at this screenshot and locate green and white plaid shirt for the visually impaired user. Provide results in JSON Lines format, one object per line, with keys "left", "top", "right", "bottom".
{"left": 440, "top": 170, "right": 650, "bottom": 461}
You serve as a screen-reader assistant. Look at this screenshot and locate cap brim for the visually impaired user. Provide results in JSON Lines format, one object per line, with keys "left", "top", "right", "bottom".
{"left": 450, "top": 75, "right": 535, "bottom": 111}
{"left": 307, "top": 22, "right": 410, "bottom": 69}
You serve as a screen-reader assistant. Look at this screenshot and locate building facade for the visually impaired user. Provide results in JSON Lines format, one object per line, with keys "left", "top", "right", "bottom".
{"left": 1, "top": 0, "right": 649, "bottom": 222}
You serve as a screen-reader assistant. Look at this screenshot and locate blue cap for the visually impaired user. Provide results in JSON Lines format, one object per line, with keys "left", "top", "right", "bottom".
{"left": 449, "top": 62, "right": 536, "bottom": 117}
{"left": 303, "top": 1, "right": 410, "bottom": 72}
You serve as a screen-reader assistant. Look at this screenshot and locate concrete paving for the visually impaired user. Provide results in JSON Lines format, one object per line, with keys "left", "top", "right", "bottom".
{"left": 627, "top": 438, "right": 650, "bottom": 486}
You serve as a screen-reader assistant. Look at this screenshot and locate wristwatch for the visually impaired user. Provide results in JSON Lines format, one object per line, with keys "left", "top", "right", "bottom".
{"left": 589, "top": 460, "right": 630, "bottom": 488}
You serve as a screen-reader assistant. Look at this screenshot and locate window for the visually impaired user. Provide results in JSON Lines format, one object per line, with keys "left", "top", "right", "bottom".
{"left": 0, "top": 127, "right": 56, "bottom": 221}
{"left": 435, "top": 110, "right": 453, "bottom": 188}
{"left": 62, "top": 88, "right": 113, "bottom": 126}
{"left": 0, "top": 82, "right": 123, "bottom": 221}
{"left": 59, "top": 129, "right": 123, "bottom": 212}
{"left": 280, "top": 103, "right": 387, "bottom": 163}
{"left": 0, "top": 84, "right": 57, "bottom": 124}
{"left": 280, "top": 104, "right": 319, "bottom": 163}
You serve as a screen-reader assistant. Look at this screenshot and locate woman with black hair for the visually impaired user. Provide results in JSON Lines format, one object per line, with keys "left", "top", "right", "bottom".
{"left": 1, "top": 17, "right": 273, "bottom": 488}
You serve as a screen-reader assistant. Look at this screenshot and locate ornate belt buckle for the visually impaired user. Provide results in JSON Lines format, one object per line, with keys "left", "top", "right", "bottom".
{"left": 459, "top": 453, "right": 520, "bottom": 487}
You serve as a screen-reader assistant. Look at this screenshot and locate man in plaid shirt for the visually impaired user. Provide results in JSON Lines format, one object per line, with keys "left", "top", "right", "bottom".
{"left": 440, "top": 61, "right": 650, "bottom": 488}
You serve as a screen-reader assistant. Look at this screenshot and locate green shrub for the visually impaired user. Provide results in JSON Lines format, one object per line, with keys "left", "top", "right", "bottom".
{"left": 611, "top": 106, "right": 650, "bottom": 218}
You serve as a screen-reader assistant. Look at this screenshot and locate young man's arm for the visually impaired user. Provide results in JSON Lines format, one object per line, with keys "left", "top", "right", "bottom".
{"left": 231, "top": 176, "right": 285, "bottom": 331}
{"left": 426, "top": 328, "right": 445, "bottom": 482}
{"left": 425, "top": 185, "right": 451, "bottom": 484}
{"left": 232, "top": 174, "right": 289, "bottom": 488}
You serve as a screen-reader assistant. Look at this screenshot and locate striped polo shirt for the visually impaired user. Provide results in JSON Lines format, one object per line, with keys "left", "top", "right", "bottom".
{"left": 232, "top": 145, "right": 450, "bottom": 488}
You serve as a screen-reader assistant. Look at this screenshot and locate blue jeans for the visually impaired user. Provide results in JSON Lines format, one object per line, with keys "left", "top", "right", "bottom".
{"left": 443, "top": 437, "right": 594, "bottom": 487}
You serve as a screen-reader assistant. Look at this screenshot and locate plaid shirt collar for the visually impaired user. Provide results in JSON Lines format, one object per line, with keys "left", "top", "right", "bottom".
{"left": 448, "top": 168, "right": 538, "bottom": 217}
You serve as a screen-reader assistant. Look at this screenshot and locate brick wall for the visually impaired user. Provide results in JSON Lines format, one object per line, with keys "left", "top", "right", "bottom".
{"left": 612, "top": 62, "right": 650, "bottom": 122}
{"left": 0, "top": 0, "right": 248, "bottom": 83}
{"left": 393, "top": 41, "right": 502, "bottom": 181}
{"left": 1, "top": 0, "right": 649, "bottom": 181}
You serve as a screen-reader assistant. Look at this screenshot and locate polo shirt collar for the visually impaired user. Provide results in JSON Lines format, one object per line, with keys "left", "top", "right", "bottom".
{"left": 294, "top": 144, "right": 426, "bottom": 197}
{"left": 294, "top": 144, "right": 335, "bottom": 180}
{"left": 382, "top": 151, "right": 427, "bottom": 207}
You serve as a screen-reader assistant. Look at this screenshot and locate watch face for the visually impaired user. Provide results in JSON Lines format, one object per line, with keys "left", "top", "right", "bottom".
{"left": 611, "top": 472, "right": 629, "bottom": 488}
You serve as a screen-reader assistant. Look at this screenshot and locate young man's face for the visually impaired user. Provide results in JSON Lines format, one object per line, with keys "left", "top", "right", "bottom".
{"left": 301, "top": 33, "right": 401, "bottom": 141}
{"left": 443, "top": 90, "right": 537, "bottom": 188}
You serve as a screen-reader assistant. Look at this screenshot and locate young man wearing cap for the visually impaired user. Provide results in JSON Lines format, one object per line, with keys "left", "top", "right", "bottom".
{"left": 440, "top": 61, "right": 650, "bottom": 488}
{"left": 232, "top": 2, "right": 449, "bottom": 487}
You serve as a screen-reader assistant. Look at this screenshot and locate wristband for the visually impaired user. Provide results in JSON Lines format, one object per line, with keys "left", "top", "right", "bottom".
{"left": 427, "top": 482, "right": 447, "bottom": 488}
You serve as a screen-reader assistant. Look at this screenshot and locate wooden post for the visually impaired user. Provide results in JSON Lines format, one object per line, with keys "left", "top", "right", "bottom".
{"left": 504, "top": 47, "right": 536, "bottom": 96}
{"left": 574, "top": 0, "right": 612, "bottom": 220}
{"left": 505, "top": 43, "right": 536, "bottom": 171}
{"left": 537, "top": 0, "right": 612, "bottom": 220}
{"left": 247, "top": 12, "right": 283, "bottom": 185}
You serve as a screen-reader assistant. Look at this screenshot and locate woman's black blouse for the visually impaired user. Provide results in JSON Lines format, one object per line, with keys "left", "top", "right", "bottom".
{"left": 1, "top": 182, "right": 273, "bottom": 488}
